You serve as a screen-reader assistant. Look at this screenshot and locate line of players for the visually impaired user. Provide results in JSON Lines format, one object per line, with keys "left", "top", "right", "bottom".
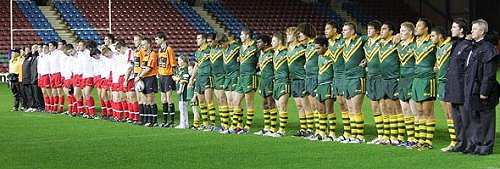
{"left": 34, "top": 17, "right": 481, "bottom": 152}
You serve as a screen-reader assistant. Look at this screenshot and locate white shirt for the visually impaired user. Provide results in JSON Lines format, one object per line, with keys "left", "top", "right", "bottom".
{"left": 92, "top": 55, "right": 104, "bottom": 76}
{"left": 60, "top": 53, "right": 74, "bottom": 79}
{"left": 48, "top": 50, "right": 63, "bottom": 74}
{"left": 37, "top": 53, "right": 51, "bottom": 76}
{"left": 111, "top": 52, "right": 124, "bottom": 83}
{"left": 76, "top": 49, "right": 94, "bottom": 78}
{"left": 100, "top": 55, "right": 112, "bottom": 79}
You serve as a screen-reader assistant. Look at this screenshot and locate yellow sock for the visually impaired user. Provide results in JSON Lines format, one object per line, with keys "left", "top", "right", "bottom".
{"left": 418, "top": 119, "right": 427, "bottom": 144}
{"left": 328, "top": 113, "right": 336, "bottom": 136}
{"left": 355, "top": 113, "right": 364, "bottom": 139}
{"left": 245, "top": 108, "right": 255, "bottom": 129}
{"left": 425, "top": 119, "right": 436, "bottom": 145}
{"left": 319, "top": 113, "right": 327, "bottom": 136}
{"left": 269, "top": 109, "right": 278, "bottom": 132}
{"left": 389, "top": 115, "right": 398, "bottom": 141}
{"left": 207, "top": 103, "right": 216, "bottom": 124}
{"left": 373, "top": 112, "right": 383, "bottom": 138}
{"left": 404, "top": 116, "right": 416, "bottom": 142}
{"left": 314, "top": 110, "right": 320, "bottom": 130}
{"left": 279, "top": 112, "right": 288, "bottom": 133}
{"left": 306, "top": 112, "right": 314, "bottom": 132}
{"left": 341, "top": 111, "right": 351, "bottom": 137}
{"left": 200, "top": 104, "right": 208, "bottom": 126}
{"left": 263, "top": 109, "right": 270, "bottom": 130}
{"left": 396, "top": 114, "right": 405, "bottom": 140}
{"left": 447, "top": 119, "right": 457, "bottom": 146}
{"left": 299, "top": 114, "right": 307, "bottom": 131}
{"left": 382, "top": 114, "right": 390, "bottom": 140}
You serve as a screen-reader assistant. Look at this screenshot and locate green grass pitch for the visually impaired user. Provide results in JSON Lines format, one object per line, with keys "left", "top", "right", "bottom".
{"left": 0, "top": 75, "right": 499, "bottom": 169}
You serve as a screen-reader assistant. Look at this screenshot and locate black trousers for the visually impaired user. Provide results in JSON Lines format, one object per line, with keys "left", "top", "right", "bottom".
{"left": 9, "top": 80, "right": 21, "bottom": 109}
{"left": 452, "top": 103, "right": 469, "bottom": 151}
{"left": 467, "top": 108, "right": 496, "bottom": 155}
{"left": 32, "top": 84, "right": 44, "bottom": 109}
{"left": 22, "top": 84, "right": 34, "bottom": 108}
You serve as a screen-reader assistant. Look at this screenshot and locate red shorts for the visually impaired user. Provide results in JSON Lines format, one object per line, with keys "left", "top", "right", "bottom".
{"left": 38, "top": 74, "right": 51, "bottom": 88}
{"left": 79, "top": 77, "right": 94, "bottom": 88}
{"left": 63, "top": 78, "right": 72, "bottom": 89}
{"left": 101, "top": 78, "right": 111, "bottom": 91}
{"left": 125, "top": 79, "right": 135, "bottom": 92}
{"left": 73, "top": 74, "right": 82, "bottom": 88}
{"left": 112, "top": 76, "right": 125, "bottom": 92}
{"left": 50, "top": 73, "right": 62, "bottom": 88}
{"left": 94, "top": 75, "right": 102, "bottom": 89}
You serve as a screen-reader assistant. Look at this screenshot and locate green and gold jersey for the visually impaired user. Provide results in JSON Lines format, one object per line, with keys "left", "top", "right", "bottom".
{"left": 305, "top": 39, "right": 319, "bottom": 78}
{"left": 174, "top": 65, "right": 190, "bottom": 83}
{"left": 194, "top": 44, "right": 211, "bottom": 77}
{"left": 363, "top": 36, "right": 381, "bottom": 77}
{"left": 223, "top": 41, "right": 240, "bottom": 78}
{"left": 328, "top": 34, "right": 345, "bottom": 79}
{"left": 287, "top": 43, "right": 306, "bottom": 80}
{"left": 259, "top": 47, "right": 274, "bottom": 79}
{"left": 436, "top": 37, "right": 453, "bottom": 80}
{"left": 239, "top": 40, "right": 259, "bottom": 76}
{"left": 342, "top": 34, "right": 366, "bottom": 79}
{"left": 397, "top": 38, "right": 416, "bottom": 78}
{"left": 273, "top": 46, "right": 289, "bottom": 84}
{"left": 378, "top": 36, "right": 399, "bottom": 79}
{"left": 210, "top": 45, "right": 224, "bottom": 75}
{"left": 413, "top": 35, "right": 436, "bottom": 78}
{"left": 318, "top": 49, "right": 334, "bottom": 83}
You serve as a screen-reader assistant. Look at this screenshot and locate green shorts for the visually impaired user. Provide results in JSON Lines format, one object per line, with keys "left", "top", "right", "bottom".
{"left": 213, "top": 75, "right": 225, "bottom": 90}
{"left": 194, "top": 75, "right": 213, "bottom": 94}
{"left": 344, "top": 78, "right": 366, "bottom": 99}
{"left": 437, "top": 79, "right": 447, "bottom": 101}
{"left": 259, "top": 77, "right": 273, "bottom": 97}
{"left": 332, "top": 78, "right": 345, "bottom": 96}
{"left": 305, "top": 77, "right": 318, "bottom": 97}
{"left": 381, "top": 78, "right": 398, "bottom": 100}
{"left": 366, "top": 76, "right": 384, "bottom": 101}
{"left": 236, "top": 74, "right": 258, "bottom": 94}
{"left": 186, "top": 86, "right": 198, "bottom": 106}
{"left": 223, "top": 76, "right": 238, "bottom": 91}
{"left": 397, "top": 76, "right": 413, "bottom": 101}
{"left": 272, "top": 82, "right": 290, "bottom": 100}
{"left": 316, "top": 83, "right": 334, "bottom": 102}
{"left": 291, "top": 79, "right": 306, "bottom": 98}
{"left": 411, "top": 77, "right": 437, "bottom": 102}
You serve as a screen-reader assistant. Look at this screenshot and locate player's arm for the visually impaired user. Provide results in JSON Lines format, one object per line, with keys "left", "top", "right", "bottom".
{"left": 168, "top": 47, "right": 177, "bottom": 74}
{"left": 188, "top": 63, "right": 198, "bottom": 87}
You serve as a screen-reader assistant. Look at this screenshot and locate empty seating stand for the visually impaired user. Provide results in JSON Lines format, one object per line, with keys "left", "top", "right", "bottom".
{"left": 54, "top": 1, "right": 102, "bottom": 44}
{"left": 343, "top": 0, "right": 420, "bottom": 25}
{"left": 17, "top": 1, "right": 61, "bottom": 43}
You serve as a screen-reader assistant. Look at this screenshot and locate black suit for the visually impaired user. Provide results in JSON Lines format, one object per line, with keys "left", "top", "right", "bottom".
{"left": 444, "top": 37, "right": 472, "bottom": 151}
{"left": 463, "top": 39, "right": 500, "bottom": 155}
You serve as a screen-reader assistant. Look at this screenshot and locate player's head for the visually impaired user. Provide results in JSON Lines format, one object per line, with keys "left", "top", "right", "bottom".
{"left": 86, "top": 40, "right": 98, "bottom": 50}
{"left": 155, "top": 31, "right": 168, "bottom": 45}
{"left": 178, "top": 54, "right": 189, "bottom": 67}
{"left": 31, "top": 44, "right": 38, "bottom": 54}
{"left": 342, "top": 22, "right": 357, "bottom": 39}
{"left": 451, "top": 18, "right": 469, "bottom": 38}
{"left": 314, "top": 36, "right": 329, "bottom": 55}
{"left": 133, "top": 34, "right": 144, "bottom": 49}
{"left": 215, "top": 32, "right": 228, "bottom": 47}
{"left": 24, "top": 45, "right": 31, "bottom": 54}
{"left": 471, "top": 19, "right": 488, "bottom": 41}
{"left": 400, "top": 21, "right": 415, "bottom": 41}
{"left": 367, "top": 20, "right": 382, "bottom": 38}
{"left": 115, "top": 39, "right": 127, "bottom": 54}
{"left": 272, "top": 32, "right": 286, "bottom": 49}
{"left": 255, "top": 34, "right": 271, "bottom": 50}
{"left": 325, "top": 21, "right": 338, "bottom": 39}
{"left": 415, "top": 18, "right": 433, "bottom": 36}
{"left": 63, "top": 44, "right": 75, "bottom": 56}
{"left": 380, "top": 21, "right": 397, "bottom": 39}
{"left": 58, "top": 40, "right": 67, "bottom": 50}
{"left": 141, "top": 38, "right": 152, "bottom": 51}
{"left": 297, "top": 22, "right": 317, "bottom": 42}
{"left": 430, "top": 26, "right": 446, "bottom": 45}
{"left": 104, "top": 33, "right": 115, "bottom": 46}
{"left": 42, "top": 43, "right": 49, "bottom": 54}
{"left": 196, "top": 33, "right": 207, "bottom": 47}
{"left": 286, "top": 27, "right": 298, "bottom": 43}
{"left": 48, "top": 41, "right": 57, "bottom": 52}
{"left": 240, "top": 27, "right": 254, "bottom": 43}
{"left": 207, "top": 32, "right": 217, "bottom": 47}
{"left": 77, "top": 40, "right": 86, "bottom": 52}
{"left": 101, "top": 45, "right": 112, "bottom": 57}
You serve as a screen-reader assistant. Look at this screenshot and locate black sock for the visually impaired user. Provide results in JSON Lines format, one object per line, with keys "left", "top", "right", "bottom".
{"left": 151, "top": 104, "right": 158, "bottom": 124}
{"left": 169, "top": 103, "right": 175, "bottom": 123}
{"left": 145, "top": 105, "right": 151, "bottom": 123}
{"left": 162, "top": 103, "right": 168, "bottom": 123}
{"left": 139, "top": 104, "right": 145, "bottom": 122}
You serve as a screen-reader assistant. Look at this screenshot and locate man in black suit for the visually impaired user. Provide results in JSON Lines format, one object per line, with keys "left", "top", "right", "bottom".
{"left": 444, "top": 18, "right": 472, "bottom": 152}
{"left": 464, "top": 19, "right": 500, "bottom": 156}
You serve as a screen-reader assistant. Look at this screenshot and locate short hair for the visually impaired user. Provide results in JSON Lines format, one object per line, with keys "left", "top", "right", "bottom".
{"left": 286, "top": 27, "right": 298, "bottom": 38}
{"left": 297, "top": 22, "right": 318, "bottom": 38}
{"left": 255, "top": 34, "right": 271, "bottom": 46}
{"left": 367, "top": 20, "right": 382, "bottom": 32}
{"left": 215, "top": 32, "right": 228, "bottom": 43}
{"left": 77, "top": 40, "right": 86, "bottom": 45}
{"left": 326, "top": 21, "right": 338, "bottom": 31}
{"left": 105, "top": 33, "right": 115, "bottom": 42}
{"left": 207, "top": 32, "right": 216, "bottom": 40}
{"left": 344, "top": 22, "right": 357, "bottom": 32}
{"left": 453, "top": 18, "right": 469, "bottom": 35}
{"left": 314, "top": 36, "right": 329, "bottom": 47}
{"left": 49, "top": 41, "right": 57, "bottom": 47}
{"left": 241, "top": 27, "right": 254, "bottom": 38}
{"left": 90, "top": 48, "right": 101, "bottom": 56}
{"left": 472, "top": 19, "right": 489, "bottom": 34}
{"left": 273, "top": 32, "right": 286, "bottom": 45}
{"left": 417, "top": 18, "right": 433, "bottom": 34}
{"left": 86, "top": 40, "right": 98, "bottom": 49}
{"left": 156, "top": 31, "right": 167, "bottom": 40}
{"left": 143, "top": 38, "right": 152, "bottom": 45}
{"left": 64, "top": 44, "right": 74, "bottom": 51}
{"left": 383, "top": 21, "right": 397, "bottom": 34}
{"left": 198, "top": 33, "right": 207, "bottom": 40}
{"left": 431, "top": 26, "right": 447, "bottom": 37}
{"left": 59, "top": 40, "right": 67, "bottom": 45}
{"left": 100, "top": 45, "right": 110, "bottom": 54}
{"left": 400, "top": 21, "right": 415, "bottom": 33}
{"left": 134, "top": 34, "right": 144, "bottom": 40}
{"left": 115, "top": 39, "right": 126, "bottom": 49}
{"left": 179, "top": 54, "right": 189, "bottom": 64}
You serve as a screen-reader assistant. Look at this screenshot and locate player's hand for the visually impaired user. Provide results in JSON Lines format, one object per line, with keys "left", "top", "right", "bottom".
{"left": 480, "top": 94, "right": 488, "bottom": 99}
{"left": 393, "top": 34, "right": 401, "bottom": 44}
{"left": 433, "top": 66, "right": 439, "bottom": 72}
{"left": 134, "top": 77, "right": 140, "bottom": 83}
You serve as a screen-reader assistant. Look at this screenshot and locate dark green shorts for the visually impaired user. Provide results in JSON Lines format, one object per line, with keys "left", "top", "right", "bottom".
{"left": 437, "top": 80, "right": 447, "bottom": 101}
{"left": 316, "top": 83, "right": 333, "bottom": 102}
{"left": 223, "top": 76, "right": 238, "bottom": 91}
{"left": 381, "top": 78, "right": 398, "bottom": 100}
{"left": 366, "top": 76, "right": 384, "bottom": 101}
{"left": 213, "top": 75, "right": 225, "bottom": 90}
{"left": 272, "top": 82, "right": 290, "bottom": 100}
{"left": 236, "top": 74, "right": 258, "bottom": 94}
{"left": 344, "top": 78, "right": 366, "bottom": 99}
{"left": 397, "top": 76, "right": 413, "bottom": 101}
{"left": 305, "top": 77, "right": 318, "bottom": 97}
{"left": 411, "top": 77, "right": 436, "bottom": 102}
{"left": 332, "top": 78, "right": 345, "bottom": 96}
{"left": 194, "top": 75, "right": 213, "bottom": 94}
{"left": 186, "top": 86, "right": 198, "bottom": 106}
{"left": 291, "top": 79, "right": 306, "bottom": 98}
{"left": 259, "top": 77, "right": 274, "bottom": 97}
